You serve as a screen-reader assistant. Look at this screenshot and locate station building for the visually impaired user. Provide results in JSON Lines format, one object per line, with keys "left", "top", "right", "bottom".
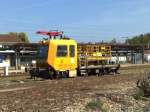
{"left": 0, "top": 34, "right": 22, "bottom": 67}
{"left": 0, "top": 34, "right": 37, "bottom": 70}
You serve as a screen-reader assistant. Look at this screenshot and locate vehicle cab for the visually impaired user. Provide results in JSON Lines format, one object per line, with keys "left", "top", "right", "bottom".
{"left": 36, "top": 31, "right": 77, "bottom": 78}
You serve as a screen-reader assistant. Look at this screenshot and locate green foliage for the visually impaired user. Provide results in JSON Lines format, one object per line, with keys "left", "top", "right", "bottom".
{"left": 134, "top": 88, "right": 145, "bottom": 100}
{"left": 42, "top": 37, "right": 48, "bottom": 41}
{"left": 126, "top": 33, "right": 150, "bottom": 45}
{"left": 9, "top": 32, "right": 17, "bottom": 36}
{"left": 9, "top": 32, "right": 29, "bottom": 43}
{"left": 18, "top": 32, "right": 29, "bottom": 43}
{"left": 86, "top": 99, "right": 107, "bottom": 112}
{"left": 135, "top": 72, "right": 150, "bottom": 99}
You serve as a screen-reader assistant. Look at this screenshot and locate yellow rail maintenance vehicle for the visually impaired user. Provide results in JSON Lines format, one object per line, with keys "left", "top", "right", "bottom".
{"left": 29, "top": 31, "right": 119, "bottom": 79}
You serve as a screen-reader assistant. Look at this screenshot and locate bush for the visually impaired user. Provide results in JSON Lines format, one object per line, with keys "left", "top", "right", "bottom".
{"left": 136, "top": 72, "right": 150, "bottom": 98}
{"left": 86, "top": 99, "right": 107, "bottom": 112}
{"left": 134, "top": 88, "right": 145, "bottom": 100}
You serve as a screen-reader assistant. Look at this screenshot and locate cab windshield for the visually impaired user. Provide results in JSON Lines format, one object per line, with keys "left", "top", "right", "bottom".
{"left": 57, "top": 45, "right": 67, "bottom": 57}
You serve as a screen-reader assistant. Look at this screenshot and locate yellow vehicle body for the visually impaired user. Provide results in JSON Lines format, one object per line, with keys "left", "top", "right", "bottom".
{"left": 46, "top": 39, "right": 77, "bottom": 72}
{"left": 35, "top": 38, "right": 115, "bottom": 78}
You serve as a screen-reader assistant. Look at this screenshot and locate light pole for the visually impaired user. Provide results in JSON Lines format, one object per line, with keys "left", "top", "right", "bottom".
{"left": 121, "top": 37, "right": 128, "bottom": 44}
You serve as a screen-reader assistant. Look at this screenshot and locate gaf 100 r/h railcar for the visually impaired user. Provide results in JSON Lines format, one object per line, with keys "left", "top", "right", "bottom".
{"left": 29, "top": 31, "right": 119, "bottom": 79}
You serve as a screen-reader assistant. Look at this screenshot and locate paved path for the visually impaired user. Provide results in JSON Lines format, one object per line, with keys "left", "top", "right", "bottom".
{"left": 0, "top": 87, "right": 32, "bottom": 93}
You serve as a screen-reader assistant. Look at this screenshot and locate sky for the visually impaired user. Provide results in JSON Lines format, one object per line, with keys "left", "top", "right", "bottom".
{"left": 0, "top": 0, "right": 150, "bottom": 43}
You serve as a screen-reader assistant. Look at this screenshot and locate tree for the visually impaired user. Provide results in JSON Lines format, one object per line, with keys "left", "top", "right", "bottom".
{"left": 126, "top": 33, "right": 150, "bottom": 45}
{"left": 42, "top": 37, "right": 48, "bottom": 40}
{"left": 18, "top": 32, "right": 29, "bottom": 43}
{"left": 110, "top": 38, "right": 117, "bottom": 44}
{"left": 9, "top": 32, "right": 17, "bottom": 36}
{"left": 9, "top": 32, "right": 29, "bottom": 43}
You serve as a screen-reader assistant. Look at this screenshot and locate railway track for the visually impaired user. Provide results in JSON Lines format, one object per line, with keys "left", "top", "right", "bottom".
{"left": 0, "top": 73, "right": 29, "bottom": 78}
{"left": 120, "top": 64, "right": 150, "bottom": 70}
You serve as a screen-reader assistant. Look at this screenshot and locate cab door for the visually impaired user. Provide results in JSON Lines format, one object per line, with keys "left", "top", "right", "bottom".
{"left": 69, "top": 45, "right": 76, "bottom": 70}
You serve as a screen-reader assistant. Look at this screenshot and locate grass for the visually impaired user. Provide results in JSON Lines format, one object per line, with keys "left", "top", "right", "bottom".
{"left": 134, "top": 88, "right": 145, "bottom": 100}
{"left": 135, "top": 72, "right": 150, "bottom": 100}
{"left": 86, "top": 99, "right": 107, "bottom": 112}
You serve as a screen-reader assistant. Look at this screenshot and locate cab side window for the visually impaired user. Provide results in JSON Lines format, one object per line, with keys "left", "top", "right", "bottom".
{"left": 57, "top": 45, "right": 67, "bottom": 57}
{"left": 70, "top": 45, "right": 75, "bottom": 57}
{"left": 38, "top": 45, "right": 48, "bottom": 58}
